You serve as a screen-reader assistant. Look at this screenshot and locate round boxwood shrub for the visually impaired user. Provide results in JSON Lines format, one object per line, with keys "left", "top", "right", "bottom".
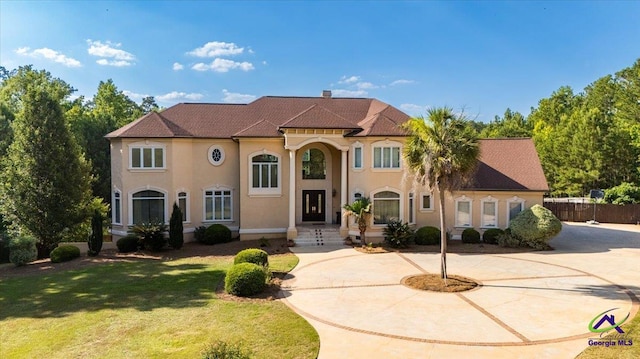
{"left": 482, "top": 228, "right": 504, "bottom": 245}
{"left": 117, "top": 235, "right": 140, "bottom": 253}
{"left": 415, "top": 226, "right": 441, "bottom": 245}
{"left": 202, "top": 224, "right": 232, "bottom": 245}
{"left": 9, "top": 235, "right": 37, "bottom": 266}
{"left": 461, "top": 228, "right": 481, "bottom": 243}
{"left": 234, "top": 248, "right": 269, "bottom": 267}
{"left": 225, "top": 262, "right": 267, "bottom": 297}
{"left": 509, "top": 204, "right": 562, "bottom": 248}
{"left": 50, "top": 245, "right": 81, "bottom": 263}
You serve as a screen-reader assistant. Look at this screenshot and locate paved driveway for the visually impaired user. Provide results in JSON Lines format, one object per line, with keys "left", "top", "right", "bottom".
{"left": 281, "top": 222, "right": 640, "bottom": 358}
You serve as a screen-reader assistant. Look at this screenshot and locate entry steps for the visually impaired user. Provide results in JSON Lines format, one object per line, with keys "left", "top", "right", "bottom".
{"left": 295, "top": 226, "right": 346, "bottom": 246}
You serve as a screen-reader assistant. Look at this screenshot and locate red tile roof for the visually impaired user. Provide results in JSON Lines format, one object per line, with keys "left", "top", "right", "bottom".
{"left": 466, "top": 138, "right": 549, "bottom": 192}
{"left": 105, "top": 96, "right": 409, "bottom": 138}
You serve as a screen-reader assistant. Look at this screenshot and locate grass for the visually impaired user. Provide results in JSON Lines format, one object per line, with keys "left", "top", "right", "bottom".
{"left": 576, "top": 309, "right": 640, "bottom": 359}
{"left": 0, "top": 253, "right": 318, "bottom": 359}
{"left": 402, "top": 273, "right": 479, "bottom": 292}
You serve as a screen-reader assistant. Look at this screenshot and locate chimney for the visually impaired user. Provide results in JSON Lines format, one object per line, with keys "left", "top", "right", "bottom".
{"left": 322, "top": 90, "right": 332, "bottom": 98}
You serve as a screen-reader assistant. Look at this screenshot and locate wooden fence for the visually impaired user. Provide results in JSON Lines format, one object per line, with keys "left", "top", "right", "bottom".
{"left": 543, "top": 202, "right": 640, "bottom": 224}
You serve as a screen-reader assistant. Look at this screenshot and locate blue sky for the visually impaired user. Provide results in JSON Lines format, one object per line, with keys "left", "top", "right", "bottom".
{"left": 1, "top": 1, "right": 638, "bottom": 121}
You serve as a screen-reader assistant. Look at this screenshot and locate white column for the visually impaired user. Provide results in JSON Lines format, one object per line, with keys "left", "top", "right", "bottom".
{"left": 340, "top": 149, "right": 348, "bottom": 236}
{"left": 287, "top": 149, "right": 297, "bottom": 239}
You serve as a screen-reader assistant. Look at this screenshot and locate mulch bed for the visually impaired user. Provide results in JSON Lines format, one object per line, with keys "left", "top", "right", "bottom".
{"left": 402, "top": 273, "right": 479, "bottom": 292}
{"left": 354, "top": 240, "right": 549, "bottom": 254}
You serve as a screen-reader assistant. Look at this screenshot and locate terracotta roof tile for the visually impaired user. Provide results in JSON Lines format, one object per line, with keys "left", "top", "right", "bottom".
{"left": 466, "top": 138, "right": 549, "bottom": 191}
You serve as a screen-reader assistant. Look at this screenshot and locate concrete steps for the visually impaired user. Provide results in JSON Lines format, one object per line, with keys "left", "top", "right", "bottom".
{"left": 295, "top": 226, "right": 346, "bottom": 247}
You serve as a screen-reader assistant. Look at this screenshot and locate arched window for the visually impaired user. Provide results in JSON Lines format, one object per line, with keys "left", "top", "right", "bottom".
{"left": 132, "top": 190, "right": 166, "bottom": 224}
{"left": 373, "top": 191, "right": 401, "bottom": 225}
{"left": 302, "top": 148, "right": 326, "bottom": 179}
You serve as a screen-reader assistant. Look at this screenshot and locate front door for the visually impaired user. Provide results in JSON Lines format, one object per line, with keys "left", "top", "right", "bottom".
{"left": 302, "top": 190, "right": 325, "bottom": 222}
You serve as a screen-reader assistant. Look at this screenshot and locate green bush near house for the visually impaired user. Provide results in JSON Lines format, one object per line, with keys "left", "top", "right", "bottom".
{"left": 234, "top": 248, "right": 269, "bottom": 267}
{"left": 9, "top": 235, "right": 37, "bottom": 266}
{"left": 201, "top": 340, "right": 252, "bottom": 359}
{"left": 50, "top": 245, "right": 81, "bottom": 263}
{"left": 130, "top": 221, "right": 167, "bottom": 251}
{"left": 461, "top": 228, "right": 481, "bottom": 243}
{"left": 116, "top": 235, "right": 139, "bottom": 253}
{"left": 168, "top": 203, "right": 184, "bottom": 249}
{"left": 194, "top": 226, "right": 207, "bottom": 243}
{"left": 203, "top": 224, "right": 232, "bottom": 245}
{"left": 482, "top": 228, "right": 504, "bottom": 245}
{"left": 509, "top": 204, "right": 562, "bottom": 249}
{"left": 225, "top": 262, "right": 267, "bottom": 297}
{"left": 383, "top": 220, "right": 414, "bottom": 248}
{"left": 415, "top": 226, "right": 441, "bottom": 245}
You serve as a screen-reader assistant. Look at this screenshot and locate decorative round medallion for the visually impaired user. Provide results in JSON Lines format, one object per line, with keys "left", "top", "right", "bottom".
{"left": 208, "top": 145, "right": 225, "bottom": 166}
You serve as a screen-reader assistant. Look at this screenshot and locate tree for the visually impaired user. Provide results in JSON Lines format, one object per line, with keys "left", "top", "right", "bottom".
{"left": 403, "top": 107, "right": 480, "bottom": 280}
{"left": 0, "top": 86, "right": 92, "bottom": 256}
{"left": 88, "top": 210, "right": 103, "bottom": 256}
{"left": 480, "top": 108, "right": 531, "bottom": 138}
{"left": 343, "top": 197, "right": 372, "bottom": 246}
{"left": 169, "top": 203, "right": 184, "bottom": 249}
{"left": 141, "top": 96, "right": 159, "bottom": 114}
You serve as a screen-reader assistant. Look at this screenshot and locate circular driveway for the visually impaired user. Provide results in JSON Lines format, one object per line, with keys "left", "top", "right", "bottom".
{"left": 280, "top": 223, "right": 640, "bottom": 358}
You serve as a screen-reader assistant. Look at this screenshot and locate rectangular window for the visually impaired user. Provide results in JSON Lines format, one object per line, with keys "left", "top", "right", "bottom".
{"left": 408, "top": 193, "right": 415, "bottom": 224}
{"left": 456, "top": 200, "right": 471, "bottom": 227}
{"left": 113, "top": 192, "right": 121, "bottom": 224}
{"left": 509, "top": 202, "right": 524, "bottom": 222}
{"left": 178, "top": 192, "right": 188, "bottom": 222}
{"left": 421, "top": 194, "right": 432, "bottom": 210}
{"left": 130, "top": 146, "right": 164, "bottom": 169}
{"left": 373, "top": 146, "right": 400, "bottom": 168}
{"left": 205, "top": 190, "right": 232, "bottom": 221}
{"left": 354, "top": 147, "right": 362, "bottom": 169}
{"left": 482, "top": 201, "right": 497, "bottom": 227}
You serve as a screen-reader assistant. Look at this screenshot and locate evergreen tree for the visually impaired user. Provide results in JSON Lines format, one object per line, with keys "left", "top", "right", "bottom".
{"left": 169, "top": 203, "right": 184, "bottom": 249}
{"left": 0, "top": 86, "right": 92, "bottom": 256}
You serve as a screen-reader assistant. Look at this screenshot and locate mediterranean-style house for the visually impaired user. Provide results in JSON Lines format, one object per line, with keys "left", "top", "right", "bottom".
{"left": 106, "top": 91, "right": 548, "bottom": 244}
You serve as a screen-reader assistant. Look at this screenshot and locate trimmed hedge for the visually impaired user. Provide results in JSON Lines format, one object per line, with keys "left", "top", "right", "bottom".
{"left": 383, "top": 220, "right": 414, "bottom": 248}
{"left": 461, "top": 228, "right": 481, "bottom": 243}
{"left": 225, "top": 262, "right": 267, "bottom": 297}
{"left": 51, "top": 245, "right": 81, "bottom": 263}
{"left": 482, "top": 228, "right": 504, "bottom": 245}
{"left": 9, "top": 235, "right": 37, "bottom": 266}
{"left": 415, "top": 226, "right": 441, "bottom": 245}
{"left": 234, "top": 248, "right": 268, "bottom": 267}
{"left": 202, "top": 224, "right": 232, "bottom": 245}
{"left": 509, "top": 204, "right": 562, "bottom": 248}
{"left": 117, "top": 235, "right": 139, "bottom": 253}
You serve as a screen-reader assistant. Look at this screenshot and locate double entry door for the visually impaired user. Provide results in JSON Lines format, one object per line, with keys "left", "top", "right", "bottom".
{"left": 302, "top": 190, "right": 325, "bottom": 222}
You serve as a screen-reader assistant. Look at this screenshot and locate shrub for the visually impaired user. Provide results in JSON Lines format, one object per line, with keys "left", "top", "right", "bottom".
{"left": 383, "top": 220, "right": 414, "bottom": 248}
{"left": 201, "top": 340, "right": 252, "bottom": 359}
{"left": 482, "top": 228, "right": 504, "bottom": 245}
{"left": 130, "top": 221, "right": 167, "bottom": 251}
{"left": 604, "top": 182, "right": 640, "bottom": 204}
{"left": 415, "top": 226, "right": 441, "bottom": 245}
{"left": 509, "top": 204, "right": 562, "bottom": 248}
{"left": 0, "top": 238, "right": 10, "bottom": 263}
{"left": 203, "top": 224, "right": 232, "bottom": 245}
{"left": 169, "top": 203, "right": 184, "bottom": 249}
{"left": 461, "top": 228, "right": 481, "bottom": 243}
{"left": 225, "top": 262, "right": 267, "bottom": 297}
{"left": 498, "top": 230, "right": 523, "bottom": 248}
{"left": 234, "top": 248, "right": 269, "bottom": 267}
{"left": 9, "top": 235, "right": 37, "bottom": 266}
{"left": 117, "top": 235, "right": 140, "bottom": 253}
{"left": 194, "top": 226, "right": 207, "bottom": 243}
{"left": 88, "top": 210, "right": 103, "bottom": 256}
{"left": 50, "top": 245, "right": 80, "bottom": 263}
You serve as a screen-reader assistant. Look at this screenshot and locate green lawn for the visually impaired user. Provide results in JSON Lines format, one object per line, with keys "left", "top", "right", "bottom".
{"left": 577, "top": 309, "right": 639, "bottom": 359}
{"left": 0, "top": 254, "right": 318, "bottom": 358}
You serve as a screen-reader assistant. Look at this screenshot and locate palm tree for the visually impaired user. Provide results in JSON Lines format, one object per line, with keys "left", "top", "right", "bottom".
{"left": 343, "top": 197, "right": 372, "bottom": 246}
{"left": 402, "top": 107, "right": 480, "bottom": 280}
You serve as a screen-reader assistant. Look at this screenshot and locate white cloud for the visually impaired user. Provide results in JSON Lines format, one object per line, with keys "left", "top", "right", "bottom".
{"left": 191, "top": 58, "right": 254, "bottom": 72}
{"left": 222, "top": 89, "right": 256, "bottom": 103}
{"left": 123, "top": 90, "right": 149, "bottom": 100}
{"left": 87, "top": 40, "right": 135, "bottom": 66}
{"left": 332, "top": 89, "right": 368, "bottom": 97}
{"left": 390, "top": 79, "right": 415, "bottom": 86}
{"left": 187, "top": 41, "right": 244, "bottom": 57}
{"left": 172, "top": 62, "right": 184, "bottom": 71}
{"left": 400, "top": 103, "right": 426, "bottom": 115}
{"left": 15, "top": 47, "right": 81, "bottom": 67}
{"left": 339, "top": 75, "right": 360, "bottom": 84}
{"left": 156, "top": 91, "right": 204, "bottom": 102}
{"left": 356, "top": 81, "right": 378, "bottom": 90}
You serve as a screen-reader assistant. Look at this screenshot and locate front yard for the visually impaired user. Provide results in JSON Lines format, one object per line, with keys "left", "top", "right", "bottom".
{"left": 0, "top": 242, "right": 319, "bottom": 358}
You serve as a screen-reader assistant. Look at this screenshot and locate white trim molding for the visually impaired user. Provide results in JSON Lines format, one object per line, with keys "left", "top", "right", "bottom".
{"left": 248, "top": 150, "right": 282, "bottom": 196}
{"left": 127, "top": 186, "right": 169, "bottom": 225}
{"left": 128, "top": 141, "right": 167, "bottom": 170}
{"left": 420, "top": 192, "right": 434, "bottom": 212}
{"left": 371, "top": 139, "right": 402, "bottom": 171}
{"left": 239, "top": 227, "right": 287, "bottom": 234}
{"left": 506, "top": 196, "right": 526, "bottom": 227}
{"left": 207, "top": 145, "right": 226, "bottom": 166}
{"left": 454, "top": 195, "right": 473, "bottom": 228}
{"left": 480, "top": 195, "right": 498, "bottom": 228}
{"left": 352, "top": 141, "right": 364, "bottom": 170}
{"left": 370, "top": 186, "right": 404, "bottom": 226}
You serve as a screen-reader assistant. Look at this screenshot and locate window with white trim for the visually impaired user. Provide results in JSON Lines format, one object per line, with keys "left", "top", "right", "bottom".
{"left": 208, "top": 145, "right": 225, "bottom": 166}
{"left": 455, "top": 197, "right": 472, "bottom": 227}
{"left": 421, "top": 193, "right": 434, "bottom": 211}
{"left": 408, "top": 193, "right": 415, "bottom": 224}
{"left": 113, "top": 190, "right": 122, "bottom": 225}
{"left": 481, "top": 197, "right": 498, "bottom": 228}
{"left": 373, "top": 146, "right": 401, "bottom": 169}
{"left": 132, "top": 190, "right": 166, "bottom": 224}
{"left": 373, "top": 190, "right": 401, "bottom": 225}
{"left": 251, "top": 154, "right": 279, "bottom": 189}
{"left": 130, "top": 145, "right": 165, "bottom": 169}
{"left": 204, "top": 189, "right": 232, "bottom": 221}
{"left": 177, "top": 192, "right": 188, "bottom": 222}
{"left": 507, "top": 197, "right": 525, "bottom": 225}
{"left": 353, "top": 143, "right": 363, "bottom": 169}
